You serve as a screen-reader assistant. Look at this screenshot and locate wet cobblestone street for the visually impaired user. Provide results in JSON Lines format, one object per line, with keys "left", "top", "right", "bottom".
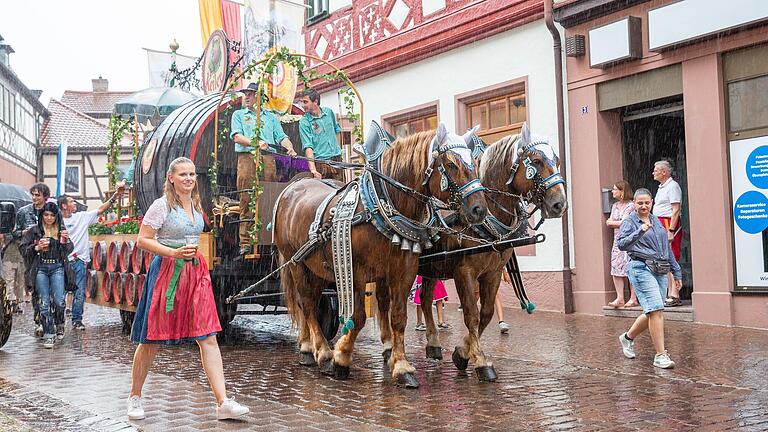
{"left": 1, "top": 300, "right": 767, "bottom": 431}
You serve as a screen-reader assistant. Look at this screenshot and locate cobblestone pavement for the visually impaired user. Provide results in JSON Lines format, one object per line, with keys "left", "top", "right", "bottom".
{"left": 1, "top": 299, "right": 767, "bottom": 431}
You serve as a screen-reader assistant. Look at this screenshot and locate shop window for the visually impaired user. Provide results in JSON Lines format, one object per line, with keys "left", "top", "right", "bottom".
{"left": 382, "top": 102, "right": 439, "bottom": 139}
{"left": 458, "top": 80, "right": 527, "bottom": 144}
{"left": 306, "top": 0, "right": 329, "bottom": 24}
{"left": 64, "top": 165, "right": 81, "bottom": 195}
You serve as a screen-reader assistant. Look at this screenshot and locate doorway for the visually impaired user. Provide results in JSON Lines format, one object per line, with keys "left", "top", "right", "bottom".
{"left": 621, "top": 97, "right": 693, "bottom": 299}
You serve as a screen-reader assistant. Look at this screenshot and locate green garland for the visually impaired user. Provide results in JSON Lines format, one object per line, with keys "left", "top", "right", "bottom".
{"left": 220, "top": 48, "right": 363, "bottom": 246}
{"left": 106, "top": 115, "right": 134, "bottom": 188}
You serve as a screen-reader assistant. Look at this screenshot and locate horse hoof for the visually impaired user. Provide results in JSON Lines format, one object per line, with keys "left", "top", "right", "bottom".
{"left": 319, "top": 359, "right": 334, "bottom": 376}
{"left": 334, "top": 364, "right": 350, "bottom": 380}
{"left": 396, "top": 372, "right": 420, "bottom": 388}
{"left": 426, "top": 345, "right": 443, "bottom": 360}
{"left": 299, "top": 352, "right": 316, "bottom": 367}
{"left": 475, "top": 365, "right": 498, "bottom": 382}
{"left": 452, "top": 347, "right": 469, "bottom": 371}
{"left": 382, "top": 348, "right": 392, "bottom": 364}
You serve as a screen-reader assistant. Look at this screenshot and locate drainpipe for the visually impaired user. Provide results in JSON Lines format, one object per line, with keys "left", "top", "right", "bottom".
{"left": 544, "top": 0, "right": 574, "bottom": 313}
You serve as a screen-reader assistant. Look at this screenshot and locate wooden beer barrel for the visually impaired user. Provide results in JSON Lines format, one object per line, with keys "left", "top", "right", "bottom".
{"left": 119, "top": 241, "right": 134, "bottom": 273}
{"left": 143, "top": 252, "right": 154, "bottom": 273}
{"left": 131, "top": 245, "right": 144, "bottom": 274}
{"left": 101, "top": 272, "right": 113, "bottom": 302}
{"left": 123, "top": 273, "right": 137, "bottom": 306}
{"left": 92, "top": 241, "right": 107, "bottom": 271}
{"left": 136, "top": 274, "right": 146, "bottom": 303}
{"left": 114, "top": 273, "right": 126, "bottom": 304}
{"left": 106, "top": 241, "right": 122, "bottom": 272}
{"left": 85, "top": 270, "right": 99, "bottom": 299}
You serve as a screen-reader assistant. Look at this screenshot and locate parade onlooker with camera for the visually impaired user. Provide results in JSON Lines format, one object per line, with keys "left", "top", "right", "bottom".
{"left": 606, "top": 180, "right": 637, "bottom": 308}
{"left": 20, "top": 202, "right": 73, "bottom": 349}
{"left": 127, "top": 157, "right": 249, "bottom": 421}
{"left": 14, "top": 183, "right": 53, "bottom": 337}
{"left": 617, "top": 188, "right": 682, "bottom": 369}
{"left": 59, "top": 187, "right": 124, "bottom": 330}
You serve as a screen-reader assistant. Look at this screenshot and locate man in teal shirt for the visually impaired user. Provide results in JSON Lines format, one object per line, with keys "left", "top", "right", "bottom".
{"left": 230, "top": 83, "right": 296, "bottom": 255}
{"left": 298, "top": 89, "right": 344, "bottom": 182}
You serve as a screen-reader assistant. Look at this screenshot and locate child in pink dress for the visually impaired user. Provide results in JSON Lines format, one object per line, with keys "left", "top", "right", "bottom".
{"left": 411, "top": 275, "right": 451, "bottom": 331}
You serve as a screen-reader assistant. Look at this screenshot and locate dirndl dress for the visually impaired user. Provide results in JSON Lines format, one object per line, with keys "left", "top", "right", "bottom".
{"left": 131, "top": 197, "right": 221, "bottom": 344}
{"left": 410, "top": 275, "right": 449, "bottom": 305}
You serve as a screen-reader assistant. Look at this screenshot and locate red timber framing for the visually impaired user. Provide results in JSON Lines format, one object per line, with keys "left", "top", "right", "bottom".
{"left": 304, "top": 0, "right": 543, "bottom": 92}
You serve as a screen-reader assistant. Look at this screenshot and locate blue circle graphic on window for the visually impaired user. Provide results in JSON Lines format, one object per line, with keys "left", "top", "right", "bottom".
{"left": 746, "top": 145, "right": 768, "bottom": 189}
{"left": 733, "top": 191, "right": 768, "bottom": 234}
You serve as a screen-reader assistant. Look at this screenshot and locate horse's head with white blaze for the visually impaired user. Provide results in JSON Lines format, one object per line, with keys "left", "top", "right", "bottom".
{"left": 480, "top": 123, "right": 567, "bottom": 218}
{"left": 422, "top": 123, "right": 488, "bottom": 225}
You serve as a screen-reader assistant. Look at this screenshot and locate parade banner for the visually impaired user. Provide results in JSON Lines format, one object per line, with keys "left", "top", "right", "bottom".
{"left": 145, "top": 48, "right": 199, "bottom": 88}
{"left": 730, "top": 135, "right": 768, "bottom": 288}
{"left": 201, "top": 30, "right": 230, "bottom": 94}
{"left": 56, "top": 140, "right": 68, "bottom": 197}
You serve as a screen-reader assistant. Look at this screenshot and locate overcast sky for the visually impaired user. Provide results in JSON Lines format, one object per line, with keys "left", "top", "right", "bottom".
{"left": 1, "top": 0, "right": 204, "bottom": 104}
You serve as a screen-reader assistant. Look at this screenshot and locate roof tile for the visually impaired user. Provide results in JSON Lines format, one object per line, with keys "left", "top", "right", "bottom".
{"left": 60, "top": 90, "right": 134, "bottom": 115}
{"left": 40, "top": 99, "right": 133, "bottom": 148}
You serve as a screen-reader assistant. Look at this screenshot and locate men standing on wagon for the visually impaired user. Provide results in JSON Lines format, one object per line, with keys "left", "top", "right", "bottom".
{"left": 230, "top": 82, "right": 296, "bottom": 257}
{"left": 58, "top": 187, "right": 124, "bottom": 330}
{"left": 298, "top": 89, "right": 345, "bottom": 182}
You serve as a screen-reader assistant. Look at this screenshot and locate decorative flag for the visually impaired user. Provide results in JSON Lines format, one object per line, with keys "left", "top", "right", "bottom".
{"left": 220, "top": 0, "right": 242, "bottom": 65}
{"left": 198, "top": 0, "right": 224, "bottom": 46}
{"left": 145, "top": 48, "right": 199, "bottom": 88}
{"left": 56, "top": 141, "right": 68, "bottom": 197}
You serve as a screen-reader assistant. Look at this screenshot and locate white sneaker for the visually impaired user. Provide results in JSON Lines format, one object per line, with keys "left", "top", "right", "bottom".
{"left": 127, "top": 395, "right": 145, "bottom": 420}
{"left": 653, "top": 351, "right": 676, "bottom": 369}
{"left": 498, "top": 321, "right": 510, "bottom": 334}
{"left": 216, "top": 397, "right": 249, "bottom": 420}
{"left": 42, "top": 337, "right": 55, "bottom": 349}
{"left": 619, "top": 333, "right": 635, "bottom": 359}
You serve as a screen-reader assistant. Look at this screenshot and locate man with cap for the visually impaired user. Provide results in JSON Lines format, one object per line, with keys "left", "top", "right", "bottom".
{"left": 230, "top": 82, "right": 296, "bottom": 256}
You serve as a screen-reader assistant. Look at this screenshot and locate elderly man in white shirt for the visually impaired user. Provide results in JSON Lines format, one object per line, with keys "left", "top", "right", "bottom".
{"left": 652, "top": 160, "right": 683, "bottom": 307}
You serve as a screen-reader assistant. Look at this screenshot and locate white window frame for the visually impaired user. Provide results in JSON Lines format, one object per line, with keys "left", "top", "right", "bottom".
{"left": 64, "top": 164, "right": 82, "bottom": 195}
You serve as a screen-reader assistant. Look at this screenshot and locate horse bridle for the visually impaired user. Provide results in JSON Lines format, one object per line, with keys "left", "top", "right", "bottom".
{"left": 422, "top": 141, "right": 486, "bottom": 210}
{"left": 506, "top": 139, "right": 565, "bottom": 205}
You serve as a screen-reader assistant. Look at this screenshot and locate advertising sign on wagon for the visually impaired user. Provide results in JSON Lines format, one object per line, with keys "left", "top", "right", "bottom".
{"left": 729, "top": 135, "right": 768, "bottom": 288}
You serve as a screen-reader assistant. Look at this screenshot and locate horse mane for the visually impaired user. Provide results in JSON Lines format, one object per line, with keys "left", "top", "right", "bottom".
{"left": 479, "top": 133, "right": 520, "bottom": 188}
{"left": 378, "top": 130, "right": 435, "bottom": 218}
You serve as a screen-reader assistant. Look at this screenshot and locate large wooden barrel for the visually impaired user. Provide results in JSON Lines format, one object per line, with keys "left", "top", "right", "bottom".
{"left": 119, "top": 241, "right": 134, "bottom": 273}
{"left": 123, "top": 273, "right": 137, "bottom": 306}
{"left": 134, "top": 93, "right": 303, "bottom": 215}
{"left": 101, "top": 272, "right": 113, "bottom": 302}
{"left": 92, "top": 241, "right": 107, "bottom": 271}
{"left": 136, "top": 274, "right": 146, "bottom": 303}
{"left": 106, "top": 241, "right": 122, "bottom": 272}
{"left": 85, "top": 270, "right": 99, "bottom": 299}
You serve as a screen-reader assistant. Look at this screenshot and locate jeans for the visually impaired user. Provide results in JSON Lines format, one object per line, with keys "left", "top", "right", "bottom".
{"left": 36, "top": 263, "right": 65, "bottom": 338}
{"left": 626, "top": 260, "right": 668, "bottom": 315}
{"left": 70, "top": 260, "right": 87, "bottom": 323}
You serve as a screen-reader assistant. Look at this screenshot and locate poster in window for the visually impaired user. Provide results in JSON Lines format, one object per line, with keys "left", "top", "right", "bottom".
{"left": 730, "top": 136, "right": 768, "bottom": 288}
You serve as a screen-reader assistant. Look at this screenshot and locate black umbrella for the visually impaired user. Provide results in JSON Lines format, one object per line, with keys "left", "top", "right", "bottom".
{"left": 0, "top": 183, "right": 32, "bottom": 210}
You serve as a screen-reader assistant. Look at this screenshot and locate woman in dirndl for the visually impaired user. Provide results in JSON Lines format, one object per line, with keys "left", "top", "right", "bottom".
{"left": 127, "top": 157, "right": 249, "bottom": 421}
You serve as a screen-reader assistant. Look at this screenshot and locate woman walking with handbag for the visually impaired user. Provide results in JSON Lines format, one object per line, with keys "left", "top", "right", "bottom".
{"left": 127, "top": 157, "right": 249, "bottom": 421}
{"left": 616, "top": 188, "right": 682, "bottom": 369}
{"left": 20, "top": 202, "right": 73, "bottom": 348}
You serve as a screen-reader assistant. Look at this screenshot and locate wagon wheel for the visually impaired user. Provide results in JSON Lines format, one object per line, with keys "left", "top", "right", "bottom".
{"left": 120, "top": 310, "right": 135, "bottom": 335}
{"left": 317, "top": 288, "right": 340, "bottom": 342}
{"left": 0, "top": 281, "right": 12, "bottom": 348}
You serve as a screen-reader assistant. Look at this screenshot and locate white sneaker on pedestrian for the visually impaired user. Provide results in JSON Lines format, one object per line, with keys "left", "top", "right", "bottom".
{"left": 216, "top": 397, "right": 249, "bottom": 420}
{"left": 619, "top": 333, "right": 635, "bottom": 359}
{"left": 653, "top": 351, "right": 676, "bottom": 369}
{"left": 499, "top": 321, "right": 510, "bottom": 334}
{"left": 42, "top": 337, "right": 55, "bottom": 349}
{"left": 126, "top": 395, "right": 145, "bottom": 420}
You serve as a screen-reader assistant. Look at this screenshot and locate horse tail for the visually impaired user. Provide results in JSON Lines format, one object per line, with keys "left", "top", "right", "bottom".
{"left": 280, "top": 252, "right": 302, "bottom": 329}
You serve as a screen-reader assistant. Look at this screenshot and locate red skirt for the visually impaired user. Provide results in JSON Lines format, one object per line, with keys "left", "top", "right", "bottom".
{"left": 131, "top": 252, "right": 221, "bottom": 344}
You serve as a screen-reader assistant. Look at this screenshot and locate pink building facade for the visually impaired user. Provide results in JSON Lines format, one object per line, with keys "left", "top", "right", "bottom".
{"left": 555, "top": 0, "right": 768, "bottom": 329}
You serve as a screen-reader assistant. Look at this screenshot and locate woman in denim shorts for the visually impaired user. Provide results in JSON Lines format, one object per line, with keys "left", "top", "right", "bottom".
{"left": 615, "top": 188, "right": 682, "bottom": 369}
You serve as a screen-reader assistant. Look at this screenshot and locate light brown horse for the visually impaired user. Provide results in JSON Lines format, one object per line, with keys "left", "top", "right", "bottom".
{"left": 274, "top": 124, "right": 488, "bottom": 388}
{"left": 380, "top": 124, "right": 568, "bottom": 381}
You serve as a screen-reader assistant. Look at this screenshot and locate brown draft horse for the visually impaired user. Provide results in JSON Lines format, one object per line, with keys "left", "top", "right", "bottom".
{"left": 274, "top": 124, "right": 488, "bottom": 388}
{"left": 380, "top": 123, "right": 568, "bottom": 381}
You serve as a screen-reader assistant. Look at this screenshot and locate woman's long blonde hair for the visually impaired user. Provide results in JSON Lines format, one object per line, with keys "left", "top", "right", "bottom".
{"left": 164, "top": 157, "right": 203, "bottom": 213}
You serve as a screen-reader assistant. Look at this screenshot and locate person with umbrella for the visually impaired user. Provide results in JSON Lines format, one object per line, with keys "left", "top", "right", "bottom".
{"left": 230, "top": 82, "right": 296, "bottom": 257}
